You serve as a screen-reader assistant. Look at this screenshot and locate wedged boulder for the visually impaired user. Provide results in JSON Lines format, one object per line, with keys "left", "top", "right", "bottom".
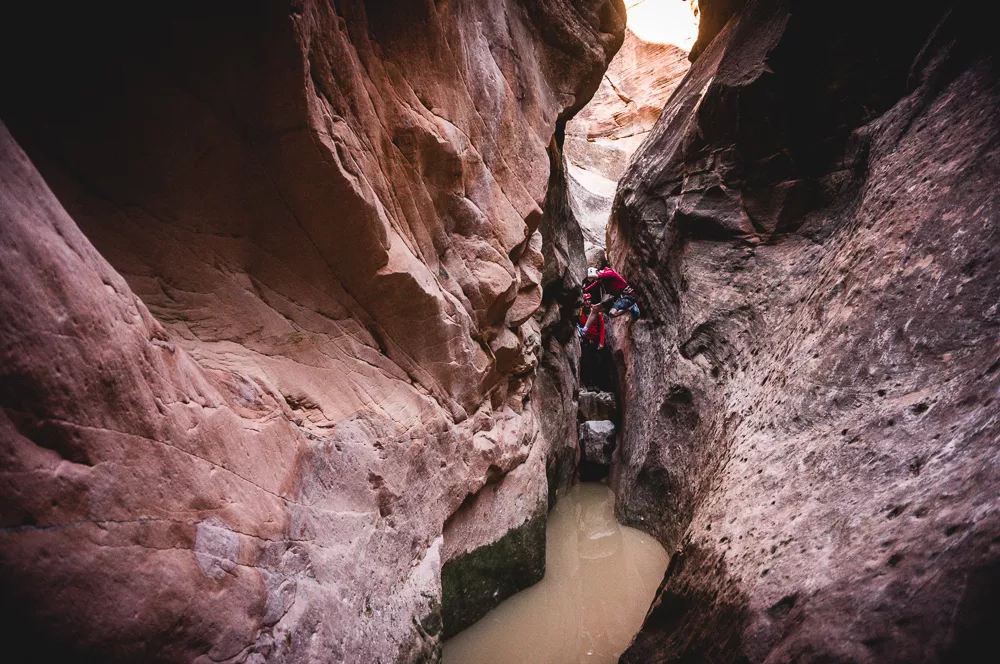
{"left": 609, "top": 1, "right": 1000, "bottom": 661}
{"left": 579, "top": 390, "right": 618, "bottom": 422}
{"left": 579, "top": 420, "right": 616, "bottom": 467}
{"left": 586, "top": 245, "right": 608, "bottom": 270}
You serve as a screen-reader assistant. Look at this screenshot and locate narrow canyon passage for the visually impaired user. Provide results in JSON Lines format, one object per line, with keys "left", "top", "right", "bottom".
{"left": 442, "top": 483, "right": 668, "bottom": 663}
{"left": 440, "top": 3, "right": 697, "bottom": 651}
{"left": 1, "top": 0, "right": 999, "bottom": 662}
{"left": 439, "top": 0, "right": 696, "bottom": 647}
{"left": 565, "top": 0, "right": 694, "bottom": 263}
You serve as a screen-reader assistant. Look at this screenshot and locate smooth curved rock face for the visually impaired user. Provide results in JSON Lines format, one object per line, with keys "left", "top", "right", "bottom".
{"left": 566, "top": 30, "right": 691, "bottom": 183}
{"left": 0, "top": 1, "right": 624, "bottom": 660}
{"left": 566, "top": 28, "right": 691, "bottom": 249}
{"left": 609, "top": 1, "right": 1000, "bottom": 661}
{"left": 533, "top": 128, "right": 596, "bottom": 508}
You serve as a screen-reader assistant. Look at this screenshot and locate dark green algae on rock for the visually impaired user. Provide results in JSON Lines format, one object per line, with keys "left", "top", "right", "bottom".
{"left": 441, "top": 514, "right": 547, "bottom": 638}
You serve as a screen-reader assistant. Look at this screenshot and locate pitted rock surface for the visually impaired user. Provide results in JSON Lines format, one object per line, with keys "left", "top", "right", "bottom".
{"left": 609, "top": 1, "right": 1000, "bottom": 661}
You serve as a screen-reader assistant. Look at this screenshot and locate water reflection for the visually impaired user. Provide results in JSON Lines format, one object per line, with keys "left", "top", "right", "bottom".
{"left": 442, "top": 483, "right": 669, "bottom": 664}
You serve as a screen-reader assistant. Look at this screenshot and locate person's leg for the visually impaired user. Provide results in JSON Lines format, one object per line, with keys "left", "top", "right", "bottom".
{"left": 593, "top": 343, "right": 605, "bottom": 391}
{"left": 608, "top": 294, "right": 638, "bottom": 318}
{"left": 580, "top": 340, "right": 597, "bottom": 389}
{"left": 621, "top": 294, "right": 640, "bottom": 318}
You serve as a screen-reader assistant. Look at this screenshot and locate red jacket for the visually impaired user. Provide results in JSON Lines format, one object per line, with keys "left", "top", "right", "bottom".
{"left": 584, "top": 267, "right": 629, "bottom": 297}
{"left": 579, "top": 309, "right": 605, "bottom": 346}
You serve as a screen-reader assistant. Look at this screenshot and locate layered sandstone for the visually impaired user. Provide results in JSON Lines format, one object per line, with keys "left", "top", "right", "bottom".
{"left": 566, "top": 28, "right": 691, "bottom": 250}
{"left": 610, "top": 0, "right": 1000, "bottom": 660}
{"left": 0, "top": 1, "right": 625, "bottom": 661}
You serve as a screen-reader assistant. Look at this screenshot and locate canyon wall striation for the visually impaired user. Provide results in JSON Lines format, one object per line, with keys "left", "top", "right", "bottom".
{"left": 566, "top": 29, "right": 691, "bottom": 254}
{"left": 0, "top": 1, "right": 624, "bottom": 661}
{"left": 609, "top": 0, "right": 1000, "bottom": 661}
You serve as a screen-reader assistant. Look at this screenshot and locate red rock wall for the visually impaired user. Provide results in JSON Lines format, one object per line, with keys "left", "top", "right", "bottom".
{"left": 565, "top": 29, "right": 692, "bottom": 251}
{"left": 609, "top": 0, "right": 1000, "bottom": 660}
{"left": 0, "top": 1, "right": 624, "bottom": 660}
{"left": 567, "top": 30, "right": 691, "bottom": 182}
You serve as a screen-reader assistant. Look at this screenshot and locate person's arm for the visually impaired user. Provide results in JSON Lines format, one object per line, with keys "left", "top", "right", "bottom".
{"left": 583, "top": 279, "right": 598, "bottom": 293}
{"left": 599, "top": 267, "right": 629, "bottom": 293}
{"left": 598, "top": 314, "right": 605, "bottom": 348}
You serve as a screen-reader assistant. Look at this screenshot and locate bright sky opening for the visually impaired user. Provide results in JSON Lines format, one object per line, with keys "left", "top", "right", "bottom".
{"left": 626, "top": 0, "right": 700, "bottom": 50}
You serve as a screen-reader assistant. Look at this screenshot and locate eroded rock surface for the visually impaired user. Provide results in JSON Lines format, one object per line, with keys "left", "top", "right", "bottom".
{"left": 610, "top": 1, "right": 1000, "bottom": 661}
{"left": 0, "top": 1, "right": 625, "bottom": 660}
{"left": 566, "top": 28, "right": 691, "bottom": 249}
{"left": 440, "top": 448, "right": 548, "bottom": 638}
{"left": 579, "top": 390, "right": 619, "bottom": 422}
{"left": 567, "top": 30, "right": 691, "bottom": 182}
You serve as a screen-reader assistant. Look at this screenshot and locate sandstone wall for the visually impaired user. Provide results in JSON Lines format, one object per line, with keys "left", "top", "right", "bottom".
{"left": 608, "top": 0, "right": 1000, "bottom": 660}
{"left": 566, "top": 29, "right": 691, "bottom": 250}
{"left": 0, "top": 1, "right": 624, "bottom": 661}
{"left": 567, "top": 30, "right": 691, "bottom": 183}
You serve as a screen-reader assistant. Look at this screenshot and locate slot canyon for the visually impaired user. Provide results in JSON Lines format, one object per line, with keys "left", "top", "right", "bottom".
{"left": 1, "top": 0, "right": 998, "bottom": 662}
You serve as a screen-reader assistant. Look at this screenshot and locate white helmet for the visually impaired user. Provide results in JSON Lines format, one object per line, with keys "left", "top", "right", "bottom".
{"left": 587, "top": 267, "right": 598, "bottom": 279}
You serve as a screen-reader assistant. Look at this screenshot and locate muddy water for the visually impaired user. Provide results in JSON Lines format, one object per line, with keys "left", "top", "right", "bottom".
{"left": 442, "top": 483, "right": 669, "bottom": 664}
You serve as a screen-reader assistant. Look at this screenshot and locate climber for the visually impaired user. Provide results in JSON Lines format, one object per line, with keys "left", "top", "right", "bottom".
{"left": 578, "top": 293, "right": 604, "bottom": 390}
{"left": 578, "top": 266, "right": 640, "bottom": 338}
{"left": 579, "top": 293, "right": 605, "bottom": 349}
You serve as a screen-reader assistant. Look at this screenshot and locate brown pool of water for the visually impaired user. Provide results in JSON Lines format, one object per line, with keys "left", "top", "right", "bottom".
{"left": 442, "top": 482, "right": 670, "bottom": 664}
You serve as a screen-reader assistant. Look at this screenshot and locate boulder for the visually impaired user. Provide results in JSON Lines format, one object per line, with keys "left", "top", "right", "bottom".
{"left": 0, "top": 0, "right": 626, "bottom": 659}
{"left": 579, "top": 420, "right": 616, "bottom": 467}
{"left": 579, "top": 390, "right": 619, "bottom": 422}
